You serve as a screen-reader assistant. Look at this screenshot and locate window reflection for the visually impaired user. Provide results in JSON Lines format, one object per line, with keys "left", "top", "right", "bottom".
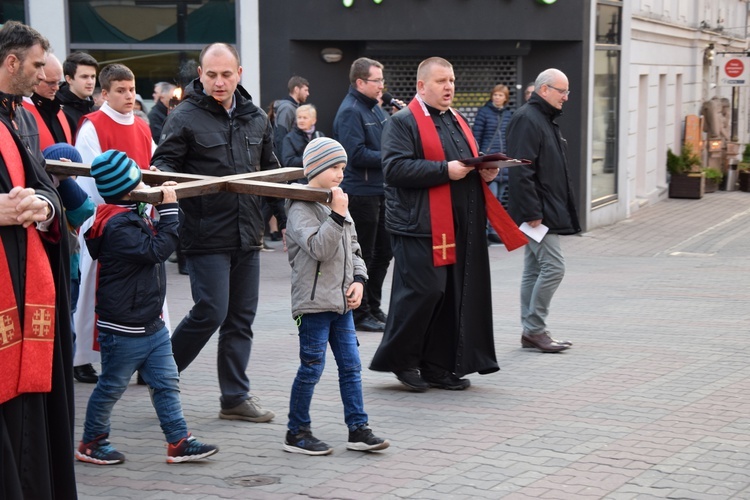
{"left": 0, "top": 1, "right": 25, "bottom": 24}
{"left": 592, "top": 49, "right": 619, "bottom": 203}
{"left": 69, "top": 0, "right": 236, "bottom": 44}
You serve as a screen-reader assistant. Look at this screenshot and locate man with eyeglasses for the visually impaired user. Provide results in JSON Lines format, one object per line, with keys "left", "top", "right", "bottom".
{"left": 506, "top": 68, "right": 581, "bottom": 353}
{"left": 333, "top": 57, "right": 393, "bottom": 333}
{"left": 22, "top": 53, "right": 72, "bottom": 149}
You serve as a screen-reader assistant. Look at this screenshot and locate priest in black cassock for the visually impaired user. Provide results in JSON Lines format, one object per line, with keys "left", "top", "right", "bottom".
{"left": 370, "top": 57, "right": 527, "bottom": 392}
{"left": 0, "top": 21, "right": 77, "bottom": 499}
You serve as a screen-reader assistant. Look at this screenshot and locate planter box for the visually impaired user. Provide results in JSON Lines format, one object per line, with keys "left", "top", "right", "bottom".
{"left": 704, "top": 178, "right": 719, "bottom": 193}
{"left": 740, "top": 170, "right": 750, "bottom": 192}
{"left": 669, "top": 172, "right": 705, "bottom": 199}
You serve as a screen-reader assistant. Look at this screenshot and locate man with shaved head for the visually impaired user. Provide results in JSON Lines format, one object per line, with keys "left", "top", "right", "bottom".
{"left": 151, "top": 43, "right": 278, "bottom": 423}
{"left": 506, "top": 68, "right": 580, "bottom": 353}
{"left": 22, "top": 52, "right": 72, "bottom": 148}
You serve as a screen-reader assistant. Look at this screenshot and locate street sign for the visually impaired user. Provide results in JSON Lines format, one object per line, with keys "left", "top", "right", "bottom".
{"left": 716, "top": 56, "right": 750, "bottom": 86}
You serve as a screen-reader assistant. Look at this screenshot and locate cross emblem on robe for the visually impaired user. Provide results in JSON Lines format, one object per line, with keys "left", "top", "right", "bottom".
{"left": 0, "top": 314, "right": 16, "bottom": 346}
{"left": 45, "top": 161, "right": 331, "bottom": 204}
{"left": 31, "top": 308, "right": 53, "bottom": 338}
{"left": 432, "top": 233, "right": 456, "bottom": 260}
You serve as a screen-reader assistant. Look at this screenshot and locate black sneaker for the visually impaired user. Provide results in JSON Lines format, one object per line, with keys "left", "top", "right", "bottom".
{"left": 167, "top": 434, "right": 219, "bottom": 463}
{"left": 347, "top": 425, "right": 390, "bottom": 452}
{"left": 421, "top": 369, "right": 471, "bottom": 390}
{"left": 75, "top": 435, "right": 125, "bottom": 465}
{"left": 283, "top": 429, "right": 333, "bottom": 456}
{"left": 395, "top": 368, "right": 429, "bottom": 392}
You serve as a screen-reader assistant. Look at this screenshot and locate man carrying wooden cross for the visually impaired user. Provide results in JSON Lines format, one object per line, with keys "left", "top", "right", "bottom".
{"left": 150, "top": 42, "right": 278, "bottom": 423}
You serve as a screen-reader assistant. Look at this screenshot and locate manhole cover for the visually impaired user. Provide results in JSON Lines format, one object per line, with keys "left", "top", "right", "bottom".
{"left": 226, "top": 475, "right": 280, "bottom": 487}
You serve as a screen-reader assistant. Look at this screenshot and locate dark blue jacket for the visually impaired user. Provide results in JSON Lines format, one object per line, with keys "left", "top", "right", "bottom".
{"left": 85, "top": 202, "right": 179, "bottom": 336}
{"left": 472, "top": 101, "right": 513, "bottom": 155}
{"left": 333, "top": 87, "right": 388, "bottom": 196}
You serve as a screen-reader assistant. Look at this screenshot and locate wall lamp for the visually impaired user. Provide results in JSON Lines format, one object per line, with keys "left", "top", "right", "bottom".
{"left": 321, "top": 48, "right": 343, "bottom": 64}
{"left": 704, "top": 43, "right": 716, "bottom": 63}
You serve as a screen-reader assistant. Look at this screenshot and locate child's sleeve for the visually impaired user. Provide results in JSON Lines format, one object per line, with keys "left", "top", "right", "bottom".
{"left": 287, "top": 202, "right": 343, "bottom": 262}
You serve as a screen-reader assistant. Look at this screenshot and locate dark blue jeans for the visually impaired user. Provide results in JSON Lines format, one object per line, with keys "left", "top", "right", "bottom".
{"left": 171, "top": 250, "right": 260, "bottom": 409}
{"left": 288, "top": 311, "right": 367, "bottom": 433}
{"left": 347, "top": 194, "right": 392, "bottom": 320}
{"left": 83, "top": 326, "right": 187, "bottom": 444}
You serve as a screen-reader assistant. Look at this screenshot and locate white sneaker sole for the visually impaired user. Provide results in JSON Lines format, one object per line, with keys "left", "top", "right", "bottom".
{"left": 167, "top": 448, "right": 219, "bottom": 463}
{"left": 283, "top": 443, "right": 333, "bottom": 456}
{"left": 346, "top": 439, "right": 391, "bottom": 452}
{"left": 75, "top": 450, "right": 124, "bottom": 465}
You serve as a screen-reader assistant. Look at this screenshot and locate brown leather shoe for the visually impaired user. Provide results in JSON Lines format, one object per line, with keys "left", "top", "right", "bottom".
{"left": 521, "top": 331, "right": 570, "bottom": 353}
{"left": 522, "top": 330, "right": 572, "bottom": 348}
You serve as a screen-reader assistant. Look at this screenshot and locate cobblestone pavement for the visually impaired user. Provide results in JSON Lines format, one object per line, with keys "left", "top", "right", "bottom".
{"left": 73, "top": 191, "right": 750, "bottom": 499}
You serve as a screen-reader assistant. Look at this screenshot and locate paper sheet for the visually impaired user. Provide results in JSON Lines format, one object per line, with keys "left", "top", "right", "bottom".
{"left": 519, "top": 222, "right": 549, "bottom": 243}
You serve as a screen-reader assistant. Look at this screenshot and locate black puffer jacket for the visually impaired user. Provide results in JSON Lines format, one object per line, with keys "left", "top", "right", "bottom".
{"left": 506, "top": 94, "right": 581, "bottom": 235}
{"left": 55, "top": 83, "right": 94, "bottom": 136}
{"left": 151, "top": 79, "right": 279, "bottom": 253}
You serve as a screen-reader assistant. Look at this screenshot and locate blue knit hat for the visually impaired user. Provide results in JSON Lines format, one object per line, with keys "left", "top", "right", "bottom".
{"left": 303, "top": 137, "right": 347, "bottom": 180}
{"left": 90, "top": 149, "right": 142, "bottom": 201}
{"left": 42, "top": 143, "right": 83, "bottom": 163}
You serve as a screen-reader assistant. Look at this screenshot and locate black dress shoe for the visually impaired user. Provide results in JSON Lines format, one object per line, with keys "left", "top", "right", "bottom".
{"left": 355, "top": 316, "right": 385, "bottom": 332}
{"left": 395, "top": 369, "right": 429, "bottom": 392}
{"left": 371, "top": 310, "right": 387, "bottom": 324}
{"left": 521, "top": 330, "right": 572, "bottom": 348}
{"left": 421, "top": 369, "right": 471, "bottom": 390}
{"left": 74, "top": 363, "right": 99, "bottom": 383}
{"left": 521, "top": 331, "right": 570, "bottom": 353}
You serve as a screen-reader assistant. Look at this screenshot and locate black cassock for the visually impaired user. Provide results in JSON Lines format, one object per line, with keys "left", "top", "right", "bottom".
{"left": 0, "top": 106, "right": 77, "bottom": 500}
{"left": 371, "top": 107, "right": 500, "bottom": 378}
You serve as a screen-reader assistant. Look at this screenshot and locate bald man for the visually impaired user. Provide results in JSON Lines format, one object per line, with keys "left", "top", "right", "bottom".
{"left": 22, "top": 53, "right": 73, "bottom": 148}
{"left": 151, "top": 43, "right": 279, "bottom": 423}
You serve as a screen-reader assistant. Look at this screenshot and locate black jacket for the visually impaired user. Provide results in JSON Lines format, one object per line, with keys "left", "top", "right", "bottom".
{"left": 85, "top": 203, "right": 179, "bottom": 335}
{"left": 281, "top": 126, "right": 324, "bottom": 169}
{"left": 55, "top": 83, "right": 94, "bottom": 137}
{"left": 147, "top": 100, "right": 168, "bottom": 144}
{"left": 333, "top": 87, "right": 388, "bottom": 196}
{"left": 151, "top": 78, "right": 279, "bottom": 253}
{"left": 506, "top": 94, "right": 581, "bottom": 235}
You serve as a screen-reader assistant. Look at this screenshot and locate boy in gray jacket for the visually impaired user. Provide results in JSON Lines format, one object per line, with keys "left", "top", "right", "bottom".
{"left": 284, "top": 138, "right": 390, "bottom": 455}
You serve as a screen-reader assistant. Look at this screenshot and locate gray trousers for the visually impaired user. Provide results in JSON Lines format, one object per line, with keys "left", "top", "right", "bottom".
{"left": 520, "top": 234, "right": 565, "bottom": 334}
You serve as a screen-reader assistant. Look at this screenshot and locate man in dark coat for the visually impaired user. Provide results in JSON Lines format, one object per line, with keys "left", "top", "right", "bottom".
{"left": 506, "top": 68, "right": 580, "bottom": 353}
{"left": 370, "top": 57, "right": 521, "bottom": 391}
{"left": 0, "top": 21, "right": 77, "bottom": 499}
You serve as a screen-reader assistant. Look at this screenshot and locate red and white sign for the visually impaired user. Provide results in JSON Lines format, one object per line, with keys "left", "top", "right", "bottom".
{"left": 717, "top": 57, "right": 750, "bottom": 86}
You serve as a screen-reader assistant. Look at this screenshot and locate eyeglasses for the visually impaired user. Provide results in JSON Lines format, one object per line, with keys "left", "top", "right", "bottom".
{"left": 41, "top": 80, "right": 63, "bottom": 88}
{"left": 363, "top": 78, "right": 385, "bottom": 85}
{"left": 546, "top": 84, "right": 570, "bottom": 96}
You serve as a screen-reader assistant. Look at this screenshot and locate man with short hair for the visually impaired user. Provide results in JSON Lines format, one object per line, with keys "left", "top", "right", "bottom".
{"left": 148, "top": 81, "right": 176, "bottom": 144}
{"left": 371, "top": 57, "right": 526, "bottom": 391}
{"left": 57, "top": 51, "right": 98, "bottom": 136}
{"left": 507, "top": 68, "right": 579, "bottom": 353}
{"left": 0, "top": 20, "right": 78, "bottom": 499}
{"left": 272, "top": 75, "right": 309, "bottom": 161}
{"left": 333, "top": 57, "right": 392, "bottom": 332}
{"left": 21, "top": 52, "right": 72, "bottom": 149}
{"left": 151, "top": 42, "right": 278, "bottom": 423}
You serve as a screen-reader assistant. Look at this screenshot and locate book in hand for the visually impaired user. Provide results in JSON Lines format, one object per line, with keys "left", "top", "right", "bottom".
{"left": 459, "top": 153, "right": 532, "bottom": 169}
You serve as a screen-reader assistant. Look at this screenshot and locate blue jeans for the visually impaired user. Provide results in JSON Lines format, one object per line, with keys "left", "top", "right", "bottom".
{"left": 288, "top": 311, "right": 368, "bottom": 433}
{"left": 170, "top": 250, "right": 260, "bottom": 409}
{"left": 520, "top": 234, "right": 565, "bottom": 333}
{"left": 82, "top": 326, "right": 187, "bottom": 444}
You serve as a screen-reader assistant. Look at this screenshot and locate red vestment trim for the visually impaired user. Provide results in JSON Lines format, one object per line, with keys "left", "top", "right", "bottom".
{"left": 0, "top": 123, "right": 56, "bottom": 404}
{"left": 22, "top": 100, "right": 72, "bottom": 150}
{"left": 408, "top": 98, "right": 527, "bottom": 267}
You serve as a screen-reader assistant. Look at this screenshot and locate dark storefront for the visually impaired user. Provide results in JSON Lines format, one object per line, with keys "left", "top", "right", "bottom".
{"left": 259, "top": 0, "right": 592, "bottom": 227}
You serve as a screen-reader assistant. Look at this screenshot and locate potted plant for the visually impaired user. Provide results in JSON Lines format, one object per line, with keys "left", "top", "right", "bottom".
{"left": 703, "top": 167, "right": 723, "bottom": 193}
{"left": 739, "top": 144, "right": 750, "bottom": 192}
{"left": 668, "top": 145, "right": 705, "bottom": 199}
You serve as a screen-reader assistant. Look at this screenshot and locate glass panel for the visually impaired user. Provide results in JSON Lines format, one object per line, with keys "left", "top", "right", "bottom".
{"left": 592, "top": 48, "right": 619, "bottom": 202}
{"left": 85, "top": 49, "right": 201, "bottom": 107}
{"left": 69, "top": 0, "right": 235, "bottom": 44}
{"left": 596, "top": 4, "right": 621, "bottom": 45}
{"left": 0, "top": 2, "right": 25, "bottom": 24}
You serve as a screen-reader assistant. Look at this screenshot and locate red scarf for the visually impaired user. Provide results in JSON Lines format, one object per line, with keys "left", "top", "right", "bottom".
{"left": 408, "top": 98, "right": 527, "bottom": 266}
{"left": 22, "top": 100, "right": 72, "bottom": 150}
{"left": 0, "top": 123, "right": 56, "bottom": 404}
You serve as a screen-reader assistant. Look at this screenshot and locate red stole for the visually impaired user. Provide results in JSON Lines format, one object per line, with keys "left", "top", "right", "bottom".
{"left": 84, "top": 110, "right": 152, "bottom": 170}
{"left": 22, "top": 100, "right": 72, "bottom": 150}
{"left": 0, "top": 123, "right": 56, "bottom": 404}
{"left": 408, "top": 98, "right": 527, "bottom": 266}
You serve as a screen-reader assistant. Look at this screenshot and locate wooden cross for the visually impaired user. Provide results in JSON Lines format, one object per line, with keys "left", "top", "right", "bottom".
{"left": 45, "top": 161, "right": 331, "bottom": 204}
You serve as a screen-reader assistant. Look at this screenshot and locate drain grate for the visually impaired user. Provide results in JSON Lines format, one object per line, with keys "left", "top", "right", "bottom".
{"left": 226, "top": 475, "right": 280, "bottom": 487}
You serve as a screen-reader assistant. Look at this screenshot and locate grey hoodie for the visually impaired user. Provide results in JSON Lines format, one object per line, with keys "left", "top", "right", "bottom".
{"left": 286, "top": 200, "right": 368, "bottom": 318}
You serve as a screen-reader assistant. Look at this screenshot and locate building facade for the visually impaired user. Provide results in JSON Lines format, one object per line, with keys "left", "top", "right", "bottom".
{"left": 4, "top": 0, "right": 748, "bottom": 231}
